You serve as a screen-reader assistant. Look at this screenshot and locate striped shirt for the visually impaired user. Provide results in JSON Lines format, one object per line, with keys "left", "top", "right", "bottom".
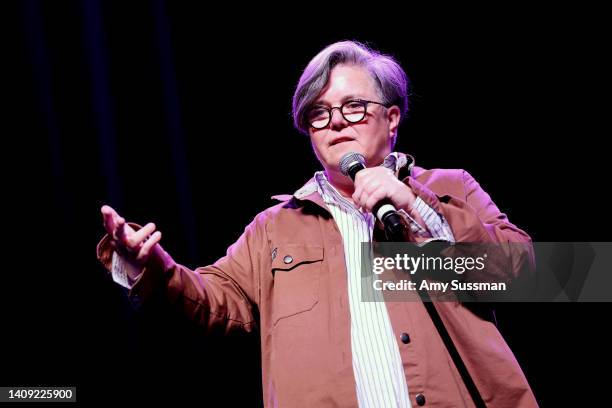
{"left": 111, "top": 152, "right": 455, "bottom": 407}
{"left": 313, "top": 152, "right": 455, "bottom": 408}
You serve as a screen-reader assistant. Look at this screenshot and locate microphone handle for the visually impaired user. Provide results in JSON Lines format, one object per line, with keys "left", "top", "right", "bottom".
{"left": 373, "top": 199, "right": 405, "bottom": 241}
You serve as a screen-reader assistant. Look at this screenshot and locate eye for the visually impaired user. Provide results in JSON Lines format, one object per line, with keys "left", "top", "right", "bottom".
{"left": 344, "top": 101, "right": 364, "bottom": 112}
{"left": 307, "top": 107, "right": 328, "bottom": 121}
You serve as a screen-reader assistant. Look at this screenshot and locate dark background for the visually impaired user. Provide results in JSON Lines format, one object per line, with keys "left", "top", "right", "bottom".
{"left": 6, "top": 1, "right": 610, "bottom": 406}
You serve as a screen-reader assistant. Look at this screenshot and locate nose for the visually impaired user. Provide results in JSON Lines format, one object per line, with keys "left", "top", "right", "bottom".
{"left": 329, "top": 107, "right": 347, "bottom": 130}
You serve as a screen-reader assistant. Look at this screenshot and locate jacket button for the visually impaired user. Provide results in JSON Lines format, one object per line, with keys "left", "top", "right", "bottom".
{"left": 283, "top": 255, "right": 293, "bottom": 264}
{"left": 400, "top": 332, "right": 410, "bottom": 344}
{"left": 415, "top": 393, "right": 426, "bottom": 406}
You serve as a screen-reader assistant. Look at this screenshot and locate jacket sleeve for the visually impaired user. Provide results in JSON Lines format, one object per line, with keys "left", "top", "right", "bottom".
{"left": 403, "top": 170, "right": 536, "bottom": 291}
{"left": 96, "top": 213, "right": 270, "bottom": 335}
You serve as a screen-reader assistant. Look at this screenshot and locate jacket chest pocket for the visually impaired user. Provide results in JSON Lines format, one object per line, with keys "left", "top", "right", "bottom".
{"left": 271, "top": 244, "right": 323, "bottom": 327}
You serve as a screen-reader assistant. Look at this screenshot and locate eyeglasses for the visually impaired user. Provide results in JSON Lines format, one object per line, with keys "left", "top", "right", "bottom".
{"left": 306, "top": 99, "right": 390, "bottom": 129}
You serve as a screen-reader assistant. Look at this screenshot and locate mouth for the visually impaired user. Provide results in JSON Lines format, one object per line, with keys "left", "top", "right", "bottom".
{"left": 329, "top": 136, "right": 355, "bottom": 146}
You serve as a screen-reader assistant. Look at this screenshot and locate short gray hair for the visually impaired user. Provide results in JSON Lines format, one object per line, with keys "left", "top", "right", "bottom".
{"left": 292, "top": 41, "right": 410, "bottom": 138}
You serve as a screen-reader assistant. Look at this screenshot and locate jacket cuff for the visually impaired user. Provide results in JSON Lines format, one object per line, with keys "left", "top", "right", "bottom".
{"left": 96, "top": 223, "right": 176, "bottom": 305}
{"left": 402, "top": 176, "right": 443, "bottom": 214}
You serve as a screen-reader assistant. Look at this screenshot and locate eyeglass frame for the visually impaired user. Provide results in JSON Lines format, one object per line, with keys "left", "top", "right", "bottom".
{"left": 305, "top": 99, "right": 392, "bottom": 130}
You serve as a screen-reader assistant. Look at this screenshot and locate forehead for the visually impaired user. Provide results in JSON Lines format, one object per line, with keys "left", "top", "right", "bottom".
{"left": 314, "top": 64, "right": 379, "bottom": 104}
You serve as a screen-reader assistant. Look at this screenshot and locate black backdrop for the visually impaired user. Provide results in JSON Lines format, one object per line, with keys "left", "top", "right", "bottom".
{"left": 7, "top": 1, "right": 610, "bottom": 406}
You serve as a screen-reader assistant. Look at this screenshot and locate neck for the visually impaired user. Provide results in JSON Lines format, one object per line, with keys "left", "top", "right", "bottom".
{"left": 324, "top": 168, "right": 355, "bottom": 201}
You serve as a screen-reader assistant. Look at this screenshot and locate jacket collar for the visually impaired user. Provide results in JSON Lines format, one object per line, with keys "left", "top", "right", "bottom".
{"left": 271, "top": 177, "right": 328, "bottom": 211}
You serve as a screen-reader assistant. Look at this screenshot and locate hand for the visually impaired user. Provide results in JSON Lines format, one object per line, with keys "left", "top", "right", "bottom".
{"left": 100, "top": 205, "right": 162, "bottom": 266}
{"left": 352, "top": 167, "right": 417, "bottom": 213}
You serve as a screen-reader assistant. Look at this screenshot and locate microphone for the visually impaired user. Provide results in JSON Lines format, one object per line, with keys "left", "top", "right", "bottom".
{"left": 339, "top": 152, "right": 406, "bottom": 241}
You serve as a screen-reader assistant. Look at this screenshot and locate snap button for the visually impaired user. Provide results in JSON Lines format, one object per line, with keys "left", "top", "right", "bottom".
{"left": 283, "top": 255, "right": 293, "bottom": 264}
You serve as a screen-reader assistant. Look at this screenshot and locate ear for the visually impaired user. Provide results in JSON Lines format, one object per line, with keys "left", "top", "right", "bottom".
{"left": 387, "top": 105, "right": 401, "bottom": 141}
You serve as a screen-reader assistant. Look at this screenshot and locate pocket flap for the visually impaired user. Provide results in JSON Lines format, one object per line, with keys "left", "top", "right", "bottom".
{"left": 271, "top": 244, "right": 324, "bottom": 272}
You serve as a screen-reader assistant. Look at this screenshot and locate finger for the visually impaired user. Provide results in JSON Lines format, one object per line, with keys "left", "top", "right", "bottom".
{"left": 102, "top": 205, "right": 122, "bottom": 226}
{"left": 101, "top": 205, "right": 117, "bottom": 217}
{"left": 353, "top": 175, "right": 375, "bottom": 206}
{"left": 353, "top": 169, "right": 390, "bottom": 208}
{"left": 128, "top": 222, "right": 156, "bottom": 247}
{"left": 352, "top": 168, "right": 377, "bottom": 200}
{"left": 101, "top": 205, "right": 119, "bottom": 235}
{"left": 102, "top": 214, "right": 115, "bottom": 236}
{"left": 353, "top": 168, "right": 371, "bottom": 187}
{"left": 136, "top": 231, "right": 162, "bottom": 263}
{"left": 365, "top": 186, "right": 388, "bottom": 212}
{"left": 355, "top": 181, "right": 372, "bottom": 210}
{"left": 115, "top": 216, "right": 128, "bottom": 244}
{"left": 360, "top": 167, "right": 387, "bottom": 182}
{"left": 359, "top": 178, "right": 381, "bottom": 208}
{"left": 352, "top": 183, "right": 363, "bottom": 205}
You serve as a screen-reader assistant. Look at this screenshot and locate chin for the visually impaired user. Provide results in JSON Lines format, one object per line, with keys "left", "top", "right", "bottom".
{"left": 326, "top": 146, "right": 357, "bottom": 166}
{"left": 331, "top": 142, "right": 363, "bottom": 156}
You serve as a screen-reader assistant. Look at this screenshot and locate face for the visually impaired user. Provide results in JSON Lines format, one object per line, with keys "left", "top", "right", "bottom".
{"left": 308, "top": 64, "right": 401, "bottom": 174}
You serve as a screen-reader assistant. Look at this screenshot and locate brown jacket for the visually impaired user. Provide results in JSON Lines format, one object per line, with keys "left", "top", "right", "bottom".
{"left": 97, "top": 165, "right": 538, "bottom": 407}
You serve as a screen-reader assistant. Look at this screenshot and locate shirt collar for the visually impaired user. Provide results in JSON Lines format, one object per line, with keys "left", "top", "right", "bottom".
{"left": 315, "top": 152, "right": 412, "bottom": 209}
{"left": 271, "top": 152, "right": 414, "bottom": 211}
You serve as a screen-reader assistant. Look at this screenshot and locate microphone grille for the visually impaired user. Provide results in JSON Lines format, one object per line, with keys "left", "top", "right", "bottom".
{"left": 339, "top": 152, "right": 366, "bottom": 176}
